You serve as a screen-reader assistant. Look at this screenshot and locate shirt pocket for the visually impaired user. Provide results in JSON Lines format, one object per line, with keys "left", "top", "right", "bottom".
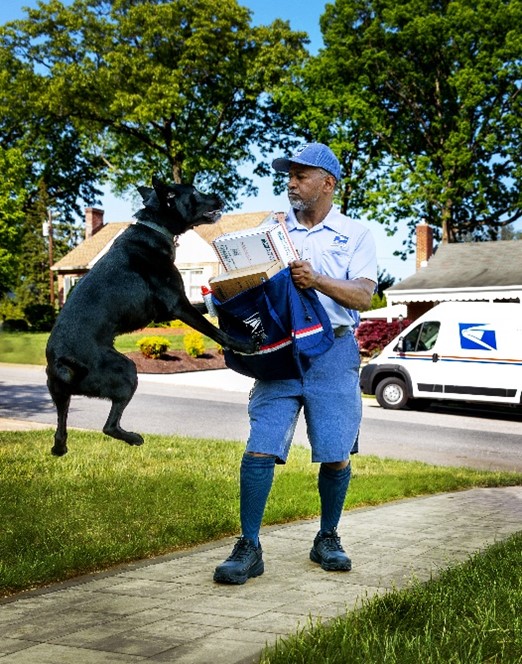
{"left": 320, "top": 247, "right": 353, "bottom": 278}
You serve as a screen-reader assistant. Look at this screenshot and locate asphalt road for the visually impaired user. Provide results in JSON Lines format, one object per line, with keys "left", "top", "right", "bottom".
{"left": 1, "top": 364, "right": 521, "bottom": 472}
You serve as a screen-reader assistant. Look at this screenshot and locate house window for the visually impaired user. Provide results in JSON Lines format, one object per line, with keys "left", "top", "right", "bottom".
{"left": 179, "top": 269, "right": 205, "bottom": 302}
{"left": 63, "top": 275, "right": 82, "bottom": 301}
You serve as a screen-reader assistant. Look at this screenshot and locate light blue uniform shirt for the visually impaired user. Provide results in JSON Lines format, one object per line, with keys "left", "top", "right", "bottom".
{"left": 286, "top": 207, "right": 377, "bottom": 329}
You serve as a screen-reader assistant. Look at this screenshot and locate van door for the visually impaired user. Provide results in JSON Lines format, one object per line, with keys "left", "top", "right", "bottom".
{"left": 439, "top": 321, "right": 520, "bottom": 404}
{"left": 396, "top": 320, "right": 444, "bottom": 398}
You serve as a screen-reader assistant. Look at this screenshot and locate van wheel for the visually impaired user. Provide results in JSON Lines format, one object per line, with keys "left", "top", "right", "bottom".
{"left": 375, "top": 376, "right": 409, "bottom": 409}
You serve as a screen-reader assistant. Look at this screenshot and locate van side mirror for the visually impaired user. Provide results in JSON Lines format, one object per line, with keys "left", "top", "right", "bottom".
{"left": 396, "top": 337, "right": 404, "bottom": 352}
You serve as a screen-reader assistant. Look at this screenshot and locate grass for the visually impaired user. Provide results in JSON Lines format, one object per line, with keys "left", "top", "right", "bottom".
{"left": 260, "top": 532, "right": 522, "bottom": 663}
{"left": 2, "top": 330, "right": 521, "bottom": 660}
{"left": 0, "top": 329, "right": 217, "bottom": 365}
{"left": 1, "top": 429, "right": 521, "bottom": 597}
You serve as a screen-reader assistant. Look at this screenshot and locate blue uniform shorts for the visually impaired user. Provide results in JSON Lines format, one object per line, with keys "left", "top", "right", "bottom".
{"left": 246, "top": 331, "right": 361, "bottom": 464}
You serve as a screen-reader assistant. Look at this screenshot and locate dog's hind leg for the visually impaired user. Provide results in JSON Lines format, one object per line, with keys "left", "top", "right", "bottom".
{"left": 101, "top": 353, "right": 144, "bottom": 447}
{"left": 51, "top": 392, "right": 71, "bottom": 457}
{"left": 103, "top": 396, "right": 144, "bottom": 447}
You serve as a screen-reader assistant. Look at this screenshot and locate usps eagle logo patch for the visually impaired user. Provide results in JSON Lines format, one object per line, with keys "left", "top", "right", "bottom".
{"left": 295, "top": 143, "right": 310, "bottom": 156}
{"left": 332, "top": 234, "right": 349, "bottom": 247}
{"left": 459, "top": 323, "right": 497, "bottom": 351}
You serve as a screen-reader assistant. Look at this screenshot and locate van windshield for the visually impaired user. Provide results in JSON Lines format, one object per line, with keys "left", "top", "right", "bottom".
{"left": 397, "top": 321, "right": 441, "bottom": 352}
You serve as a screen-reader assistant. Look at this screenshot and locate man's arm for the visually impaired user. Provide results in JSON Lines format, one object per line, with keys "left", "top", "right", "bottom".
{"left": 289, "top": 260, "right": 375, "bottom": 311}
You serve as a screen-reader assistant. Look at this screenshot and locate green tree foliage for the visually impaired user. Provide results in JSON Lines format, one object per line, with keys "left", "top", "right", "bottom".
{"left": 376, "top": 268, "right": 395, "bottom": 298}
{"left": 0, "top": 33, "right": 102, "bottom": 305}
{"left": 2, "top": 0, "right": 308, "bottom": 206}
{"left": 0, "top": 0, "right": 307, "bottom": 311}
{"left": 0, "top": 147, "right": 27, "bottom": 295}
{"left": 0, "top": 40, "right": 104, "bottom": 224}
{"left": 368, "top": 269, "right": 395, "bottom": 310}
{"left": 275, "top": 0, "right": 522, "bottom": 254}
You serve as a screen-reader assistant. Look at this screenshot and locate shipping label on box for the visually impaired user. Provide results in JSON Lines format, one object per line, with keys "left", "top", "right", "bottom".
{"left": 212, "top": 221, "right": 299, "bottom": 271}
{"left": 210, "top": 261, "right": 283, "bottom": 301}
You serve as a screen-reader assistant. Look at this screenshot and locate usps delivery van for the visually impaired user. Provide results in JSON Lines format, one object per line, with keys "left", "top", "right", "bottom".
{"left": 359, "top": 302, "right": 522, "bottom": 410}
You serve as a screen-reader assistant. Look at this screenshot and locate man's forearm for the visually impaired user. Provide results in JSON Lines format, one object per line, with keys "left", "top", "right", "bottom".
{"left": 312, "top": 274, "right": 375, "bottom": 311}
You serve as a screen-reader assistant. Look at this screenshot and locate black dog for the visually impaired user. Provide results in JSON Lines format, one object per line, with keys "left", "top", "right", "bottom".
{"left": 46, "top": 177, "right": 257, "bottom": 456}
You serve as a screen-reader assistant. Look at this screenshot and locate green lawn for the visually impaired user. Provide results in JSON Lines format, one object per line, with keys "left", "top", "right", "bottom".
{"left": 261, "top": 531, "right": 522, "bottom": 663}
{"left": 0, "top": 328, "right": 217, "bottom": 365}
{"left": 1, "top": 429, "right": 520, "bottom": 598}
{"left": 1, "top": 330, "right": 521, "bottom": 662}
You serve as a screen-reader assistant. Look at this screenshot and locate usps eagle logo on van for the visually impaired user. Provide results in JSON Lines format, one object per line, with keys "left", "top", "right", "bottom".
{"left": 459, "top": 323, "right": 497, "bottom": 351}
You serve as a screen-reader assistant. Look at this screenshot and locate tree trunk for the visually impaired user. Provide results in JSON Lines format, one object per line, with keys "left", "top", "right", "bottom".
{"left": 441, "top": 199, "right": 452, "bottom": 243}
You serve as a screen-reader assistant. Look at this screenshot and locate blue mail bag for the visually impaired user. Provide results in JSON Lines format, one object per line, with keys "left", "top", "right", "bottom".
{"left": 214, "top": 267, "right": 334, "bottom": 380}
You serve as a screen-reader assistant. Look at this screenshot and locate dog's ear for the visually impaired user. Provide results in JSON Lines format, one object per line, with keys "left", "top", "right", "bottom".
{"left": 151, "top": 176, "right": 173, "bottom": 199}
{"left": 138, "top": 186, "right": 154, "bottom": 201}
{"left": 137, "top": 184, "right": 161, "bottom": 212}
{"left": 152, "top": 176, "right": 178, "bottom": 210}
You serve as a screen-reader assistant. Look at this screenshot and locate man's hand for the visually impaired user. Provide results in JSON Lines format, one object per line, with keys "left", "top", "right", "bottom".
{"left": 289, "top": 260, "right": 318, "bottom": 289}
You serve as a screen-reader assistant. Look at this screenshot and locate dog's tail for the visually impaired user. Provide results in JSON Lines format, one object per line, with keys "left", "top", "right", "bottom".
{"left": 52, "top": 357, "right": 89, "bottom": 386}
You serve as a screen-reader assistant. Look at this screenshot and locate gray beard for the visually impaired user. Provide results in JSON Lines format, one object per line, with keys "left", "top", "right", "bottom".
{"left": 288, "top": 193, "right": 320, "bottom": 210}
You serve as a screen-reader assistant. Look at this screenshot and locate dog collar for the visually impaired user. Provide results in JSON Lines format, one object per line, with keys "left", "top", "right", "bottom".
{"left": 136, "top": 219, "right": 176, "bottom": 243}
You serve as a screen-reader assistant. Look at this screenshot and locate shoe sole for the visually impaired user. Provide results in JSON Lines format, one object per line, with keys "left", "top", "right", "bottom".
{"left": 213, "top": 560, "right": 264, "bottom": 585}
{"left": 310, "top": 548, "right": 352, "bottom": 572}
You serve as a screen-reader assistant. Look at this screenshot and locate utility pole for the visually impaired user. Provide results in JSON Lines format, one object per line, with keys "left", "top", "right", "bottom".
{"left": 42, "top": 211, "right": 55, "bottom": 307}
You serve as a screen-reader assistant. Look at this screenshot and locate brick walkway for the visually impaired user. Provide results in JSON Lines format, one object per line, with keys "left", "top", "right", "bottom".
{"left": 1, "top": 487, "right": 520, "bottom": 664}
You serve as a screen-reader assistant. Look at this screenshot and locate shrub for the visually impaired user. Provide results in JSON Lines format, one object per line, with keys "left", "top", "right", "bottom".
{"left": 356, "top": 318, "right": 411, "bottom": 357}
{"left": 143, "top": 319, "right": 190, "bottom": 329}
{"left": 170, "top": 319, "right": 190, "bottom": 329}
{"left": 0, "top": 297, "right": 23, "bottom": 321}
{"left": 147, "top": 320, "right": 171, "bottom": 328}
{"left": 24, "top": 303, "right": 56, "bottom": 332}
{"left": 2, "top": 318, "right": 29, "bottom": 332}
{"left": 183, "top": 331, "right": 206, "bottom": 358}
{"left": 136, "top": 336, "right": 171, "bottom": 359}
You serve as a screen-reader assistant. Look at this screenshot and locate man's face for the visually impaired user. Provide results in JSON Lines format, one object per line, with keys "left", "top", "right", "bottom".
{"left": 287, "top": 165, "right": 331, "bottom": 211}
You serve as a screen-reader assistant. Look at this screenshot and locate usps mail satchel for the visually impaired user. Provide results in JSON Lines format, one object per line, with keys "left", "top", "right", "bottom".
{"left": 214, "top": 267, "right": 334, "bottom": 380}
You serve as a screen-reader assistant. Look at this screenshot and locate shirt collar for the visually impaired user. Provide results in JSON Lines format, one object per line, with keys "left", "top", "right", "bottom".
{"left": 286, "top": 207, "right": 348, "bottom": 235}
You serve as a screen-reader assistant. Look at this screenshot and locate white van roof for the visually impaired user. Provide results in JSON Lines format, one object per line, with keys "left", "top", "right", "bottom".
{"left": 421, "top": 301, "right": 522, "bottom": 322}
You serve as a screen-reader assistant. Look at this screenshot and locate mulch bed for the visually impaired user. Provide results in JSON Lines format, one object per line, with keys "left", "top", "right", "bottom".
{"left": 127, "top": 327, "right": 227, "bottom": 373}
{"left": 126, "top": 350, "right": 226, "bottom": 374}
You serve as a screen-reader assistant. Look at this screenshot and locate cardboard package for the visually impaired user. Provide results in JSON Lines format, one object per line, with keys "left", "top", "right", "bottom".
{"left": 210, "top": 261, "right": 283, "bottom": 301}
{"left": 212, "top": 220, "right": 298, "bottom": 271}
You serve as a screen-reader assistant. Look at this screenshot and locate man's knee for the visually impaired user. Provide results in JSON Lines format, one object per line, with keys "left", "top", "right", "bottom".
{"left": 322, "top": 459, "right": 350, "bottom": 471}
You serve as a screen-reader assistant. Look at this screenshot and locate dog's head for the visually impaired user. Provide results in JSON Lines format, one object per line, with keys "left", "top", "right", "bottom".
{"left": 134, "top": 177, "right": 223, "bottom": 235}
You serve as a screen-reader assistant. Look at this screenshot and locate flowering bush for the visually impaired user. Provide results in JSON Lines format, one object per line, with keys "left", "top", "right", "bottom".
{"left": 137, "top": 336, "right": 171, "bottom": 359}
{"left": 183, "top": 331, "right": 206, "bottom": 358}
{"left": 355, "top": 318, "right": 411, "bottom": 357}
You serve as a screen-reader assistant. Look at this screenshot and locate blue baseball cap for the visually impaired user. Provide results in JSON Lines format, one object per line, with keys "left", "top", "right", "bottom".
{"left": 272, "top": 142, "right": 341, "bottom": 181}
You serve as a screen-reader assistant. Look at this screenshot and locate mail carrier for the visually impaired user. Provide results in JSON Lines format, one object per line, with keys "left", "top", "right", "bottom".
{"left": 359, "top": 302, "right": 522, "bottom": 409}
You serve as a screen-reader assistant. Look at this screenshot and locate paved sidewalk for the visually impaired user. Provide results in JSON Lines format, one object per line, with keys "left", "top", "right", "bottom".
{"left": 1, "top": 486, "right": 520, "bottom": 664}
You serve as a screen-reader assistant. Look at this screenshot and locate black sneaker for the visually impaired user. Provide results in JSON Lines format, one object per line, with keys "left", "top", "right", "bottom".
{"left": 310, "top": 529, "right": 352, "bottom": 571}
{"left": 213, "top": 537, "right": 264, "bottom": 585}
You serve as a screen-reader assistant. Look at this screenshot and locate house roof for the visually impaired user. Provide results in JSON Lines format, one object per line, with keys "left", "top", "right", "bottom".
{"left": 194, "top": 211, "right": 273, "bottom": 245}
{"left": 386, "top": 240, "right": 522, "bottom": 303}
{"left": 52, "top": 212, "right": 273, "bottom": 272}
{"left": 51, "top": 222, "right": 131, "bottom": 271}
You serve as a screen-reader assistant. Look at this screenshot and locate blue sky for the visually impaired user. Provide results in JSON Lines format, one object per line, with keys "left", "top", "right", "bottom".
{"left": 0, "top": 1, "right": 416, "bottom": 279}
